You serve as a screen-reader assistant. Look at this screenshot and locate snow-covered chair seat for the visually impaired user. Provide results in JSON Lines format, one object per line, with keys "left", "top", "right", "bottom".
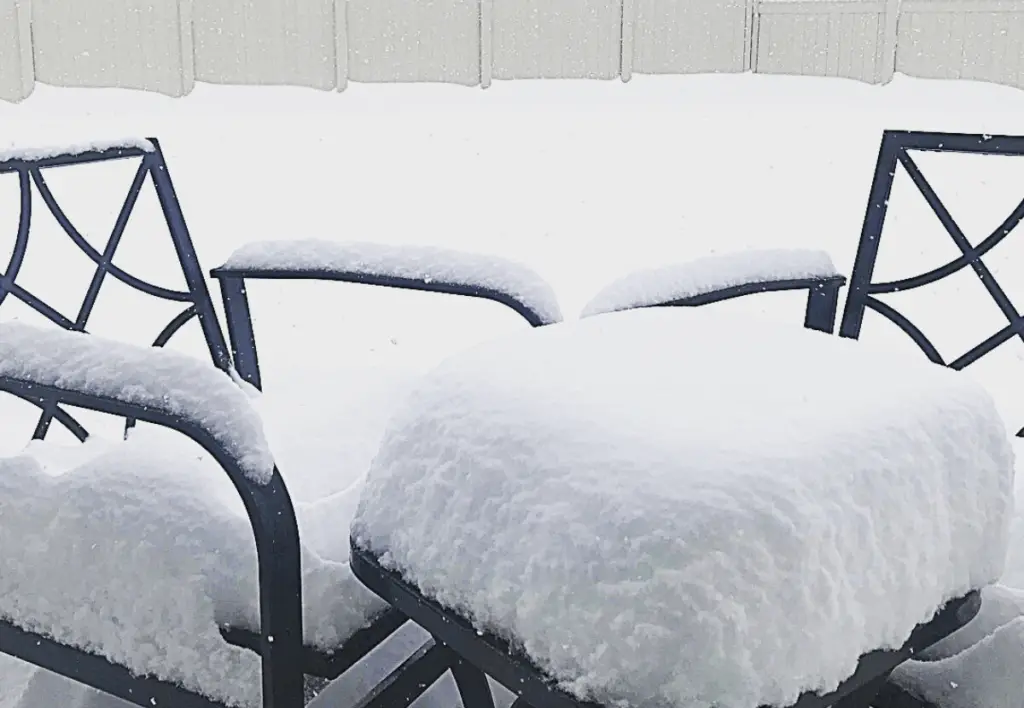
{"left": 0, "top": 324, "right": 434, "bottom": 708}
{"left": 351, "top": 306, "right": 1018, "bottom": 708}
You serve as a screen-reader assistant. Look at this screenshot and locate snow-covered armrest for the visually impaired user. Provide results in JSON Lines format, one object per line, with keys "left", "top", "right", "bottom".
{"left": 582, "top": 249, "right": 846, "bottom": 332}
{"left": 211, "top": 239, "right": 563, "bottom": 388}
{"left": 0, "top": 321, "right": 273, "bottom": 485}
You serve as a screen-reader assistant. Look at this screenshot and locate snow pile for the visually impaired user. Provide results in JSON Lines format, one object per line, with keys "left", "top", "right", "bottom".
{"left": 891, "top": 445, "right": 1024, "bottom": 708}
{"left": 0, "top": 137, "right": 154, "bottom": 163}
{"left": 0, "top": 322, "right": 274, "bottom": 484}
{"left": 219, "top": 240, "right": 563, "bottom": 325}
{"left": 354, "top": 306, "right": 1016, "bottom": 708}
{"left": 0, "top": 434, "right": 388, "bottom": 707}
{"left": 581, "top": 249, "right": 840, "bottom": 317}
{"left": 0, "top": 358, "right": 423, "bottom": 707}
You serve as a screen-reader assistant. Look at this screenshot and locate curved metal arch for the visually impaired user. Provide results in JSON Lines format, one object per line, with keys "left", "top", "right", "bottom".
{"left": 30, "top": 168, "right": 192, "bottom": 303}
{"left": 152, "top": 305, "right": 199, "bottom": 347}
{"left": 123, "top": 306, "right": 200, "bottom": 435}
{"left": 862, "top": 297, "right": 946, "bottom": 365}
{"left": 16, "top": 393, "right": 91, "bottom": 442}
{"left": 0, "top": 169, "right": 33, "bottom": 308}
{"left": 868, "top": 196, "right": 1024, "bottom": 294}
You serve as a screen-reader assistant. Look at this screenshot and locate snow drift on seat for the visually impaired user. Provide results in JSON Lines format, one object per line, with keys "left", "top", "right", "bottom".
{"left": 353, "top": 306, "right": 1016, "bottom": 708}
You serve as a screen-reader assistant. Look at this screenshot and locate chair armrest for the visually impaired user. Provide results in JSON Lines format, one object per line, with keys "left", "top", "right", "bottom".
{"left": 210, "top": 239, "right": 562, "bottom": 388}
{"left": 582, "top": 249, "right": 847, "bottom": 333}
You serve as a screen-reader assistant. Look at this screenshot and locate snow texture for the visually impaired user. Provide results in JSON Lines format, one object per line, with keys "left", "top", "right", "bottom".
{"left": 890, "top": 449, "right": 1024, "bottom": 708}
{"left": 581, "top": 248, "right": 841, "bottom": 318}
{"left": 0, "top": 361, "right": 424, "bottom": 708}
{"left": 220, "top": 239, "right": 563, "bottom": 325}
{"left": 354, "top": 306, "right": 1016, "bottom": 708}
{"left": 0, "top": 321, "right": 274, "bottom": 484}
{"left": 0, "top": 137, "right": 154, "bottom": 163}
{"left": 892, "top": 589, "right": 1024, "bottom": 708}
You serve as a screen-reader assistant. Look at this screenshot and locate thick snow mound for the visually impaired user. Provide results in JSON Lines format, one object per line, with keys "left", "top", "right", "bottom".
{"left": 0, "top": 362, "right": 421, "bottom": 708}
{"left": 354, "top": 306, "right": 1016, "bottom": 708}
{"left": 892, "top": 453, "right": 1024, "bottom": 708}
{"left": 0, "top": 322, "right": 274, "bottom": 484}
{"left": 220, "top": 240, "right": 563, "bottom": 325}
{"left": 581, "top": 249, "right": 840, "bottom": 317}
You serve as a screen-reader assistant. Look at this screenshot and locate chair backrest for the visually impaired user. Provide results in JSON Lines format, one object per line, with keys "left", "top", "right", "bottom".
{"left": 838, "top": 130, "right": 1024, "bottom": 437}
{"left": 0, "top": 138, "right": 229, "bottom": 441}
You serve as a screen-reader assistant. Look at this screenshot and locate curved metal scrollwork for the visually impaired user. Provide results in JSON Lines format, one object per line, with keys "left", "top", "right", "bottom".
{"left": 839, "top": 130, "right": 1024, "bottom": 437}
{"left": 0, "top": 142, "right": 231, "bottom": 441}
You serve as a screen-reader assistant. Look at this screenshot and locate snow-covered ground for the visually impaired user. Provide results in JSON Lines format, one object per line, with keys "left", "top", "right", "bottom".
{"left": 0, "top": 73, "right": 1023, "bottom": 707}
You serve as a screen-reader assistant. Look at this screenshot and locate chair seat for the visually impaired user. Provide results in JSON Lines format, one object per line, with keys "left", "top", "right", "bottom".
{"left": 353, "top": 307, "right": 1017, "bottom": 708}
{"left": 0, "top": 363, "right": 421, "bottom": 708}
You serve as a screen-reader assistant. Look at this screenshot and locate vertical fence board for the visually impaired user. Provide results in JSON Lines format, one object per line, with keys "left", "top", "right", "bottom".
{"left": 632, "top": 0, "right": 749, "bottom": 74}
{"left": 30, "top": 0, "right": 191, "bottom": 95}
{"left": 193, "top": 0, "right": 337, "bottom": 89}
{"left": 0, "top": 0, "right": 33, "bottom": 102}
{"left": 346, "top": 0, "right": 480, "bottom": 84}
{"left": 490, "top": 0, "right": 622, "bottom": 79}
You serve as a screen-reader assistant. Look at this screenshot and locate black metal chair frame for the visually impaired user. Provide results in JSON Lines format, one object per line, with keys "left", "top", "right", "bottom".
{"left": 349, "top": 543, "right": 981, "bottom": 708}
{"left": 0, "top": 141, "right": 533, "bottom": 708}
{"left": 839, "top": 130, "right": 1024, "bottom": 438}
{"left": 1, "top": 132, "right": 998, "bottom": 708}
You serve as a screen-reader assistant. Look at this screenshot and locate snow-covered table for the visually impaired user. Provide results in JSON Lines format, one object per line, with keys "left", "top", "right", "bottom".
{"left": 353, "top": 306, "right": 1017, "bottom": 708}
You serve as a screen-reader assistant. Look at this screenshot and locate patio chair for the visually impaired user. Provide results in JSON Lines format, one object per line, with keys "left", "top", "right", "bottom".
{"left": 0, "top": 138, "right": 858, "bottom": 708}
{"left": 834, "top": 129, "right": 1024, "bottom": 708}
{"left": 0, "top": 139, "right": 557, "bottom": 708}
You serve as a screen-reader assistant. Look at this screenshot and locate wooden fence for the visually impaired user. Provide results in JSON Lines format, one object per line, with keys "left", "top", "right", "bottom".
{"left": 2, "top": 0, "right": 1022, "bottom": 102}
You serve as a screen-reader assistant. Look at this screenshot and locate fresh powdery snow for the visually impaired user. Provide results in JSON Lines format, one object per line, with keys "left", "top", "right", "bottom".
{"left": 0, "top": 137, "right": 154, "bottom": 163}
{"left": 353, "top": 306, "right": 1016, "bottom": 708}
{"left": 219, "top": 240, "right": 564, "bottom": 325}
{"left": 0, "top": 435, "right": 386, "bottom": 708}
{"left": 0, "top": 358, "right": 426, "bottom": 708}
{"left": 581, "top": 249, "right": 841, "bottom": 317}
{"left": 0, "top": 321, "right": 274, "bottom": 484}
{"left": 891, "top": 455, "right": 1024, "bottom": 708}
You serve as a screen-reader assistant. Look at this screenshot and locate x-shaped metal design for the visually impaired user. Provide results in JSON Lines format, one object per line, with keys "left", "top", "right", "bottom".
{"left": 839, "top": 130, "right": 1024, "bottom": 437}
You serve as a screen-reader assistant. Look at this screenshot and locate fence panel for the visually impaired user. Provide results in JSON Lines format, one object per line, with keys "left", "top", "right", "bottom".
{"left": 29, "top": 0, "right": 192, "bottom": 96}
{"left": 5, "top": 0, "right": 1024, "bottom": 102}
{"left": 897, "top": 0, "right": 1024, "bottom": 88}
{"left": 346, "top": 0, "right": 480, "bottom": 84}
{"left": 0, "top": 0, "right": 32, "bottom": 102}
{"left": 629, "top": 0, "right": 750, "bottom": 75}
{"left": 489, "top": 0, "right": 622, "bottom": 79}
{"left": 755, "top": 1, "right": 888, "bottom": 83}
{"left": 192, "top": 0, "right": 338, "bottom": 89}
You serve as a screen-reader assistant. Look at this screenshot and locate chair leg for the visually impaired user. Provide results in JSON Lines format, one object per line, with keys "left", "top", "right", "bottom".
{"left": 872, "top": 681, "right": 935, "bottom": 708}
{"left": 833, "top": 672, "right": 891, "bottom": 708}
{"left": 451, "top": 658, "right": 496, "bottom": 708}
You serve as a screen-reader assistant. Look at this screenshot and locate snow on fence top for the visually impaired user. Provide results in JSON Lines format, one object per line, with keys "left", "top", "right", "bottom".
{"left": 0, "top": 137, "right": 155, "bottom": 164}
{"left": 354, "top": 306, "right": 1015, "bottom": 708}
{"left": 220, "top": 240, "right": 564, "bottom": 326}
{"left": 581, "top": 248, "right": 841, "bottom": 318}
{"left": 0, "top": 322, "right": 274, "bottom": 484}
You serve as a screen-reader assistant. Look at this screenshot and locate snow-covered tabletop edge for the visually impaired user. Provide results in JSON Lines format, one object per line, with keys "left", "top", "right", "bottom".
{"left": 582, "top": 248, "right": 843, "bottom": 318}
{"left": 0, "top": 321, "right": 274, "bottom": 484}
{"left": 0, "top": 138, "right": 155, "bottom": 164}
{"left": 216, "top": 239, "right": 564, "bottom": 326}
